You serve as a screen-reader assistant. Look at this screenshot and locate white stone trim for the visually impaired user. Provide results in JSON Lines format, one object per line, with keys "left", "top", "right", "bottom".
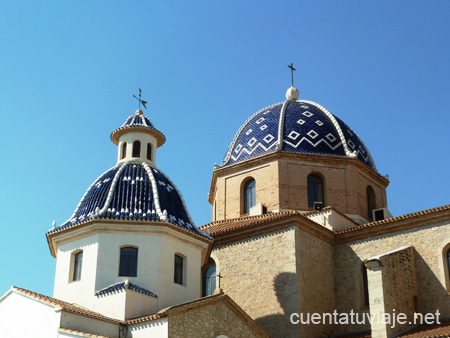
{"left": 95, "top": 163, "right": 127, "bottom": 216}
{"left": 142, "top": 162, "right": 166, "bottom": 220}
{"left": 276, "top": 100, "right": 291, "bottom": 151}
{"left": 298, "top": 100, "right": 377, "bottom": 171}
{"left": 221, "top": 102, "right": 283, "bottom": 166}
{"left": 300, "top": 100, "right": 357, "bottom": 158}
{"left": 141, "top": 116, "right": 148, "bottom": 126}
{"left": 153, "top": 166, "right": 196, "bottom": 227}
{"left": 61, "top": 165, "right": 118, "bottom": 226}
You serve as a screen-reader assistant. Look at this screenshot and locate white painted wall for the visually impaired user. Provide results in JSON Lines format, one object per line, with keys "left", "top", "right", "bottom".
{"left": 59, "top": 312, "right": 120, "bottom": 338}
{"left": 127, "top": 318, "right": 168, "bottom": 338}
{"left": 53, "top": 234, "right": 100, "bottom": 309}
{"left": 306, "top": 209, "right": 358, "bottom": 231}
{"left": 117, "top": 131, "right": 157, "bottom": 166}
{"left": 158, "top": 233, "right": 203, "bottom": 309}
{"left": 0, "top": 291, "right": 61, "bottom": 338}
{"left": 52, "top": 223, "right": 208, "bottom": 320}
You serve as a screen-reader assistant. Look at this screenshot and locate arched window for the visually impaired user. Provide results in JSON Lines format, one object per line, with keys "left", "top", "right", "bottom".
{"left": 307, "top": 174, "right": 324, "bottom": 207}
{"left": 174, "top": 254, "right": 185, "bottom": 285}
{"left": 119, "top": 247, "right": 138, "bottom": 277}
{"left": 202, "top": 266, "right": 217, "bottom": 296}
{"left": 367, "top": 186, "right": 376, "bottom": 221}
{"left": 243, "top": 179, "right": 256, "bottom": 214}
{"left": 447, "top": 248, "right": 450, "bottom": 283}
{"left": 147, "top": 143, "right": 152, "bottom": 161}
{"left": 72, "top": 251, "right": 83, "bottom": 281}
{"left": 121, "top": 142, "right": 127, "bottom": 160}
{"left": 132, "top": 141, "right": 141, "bottom": 158}
{"left": 362, "top": 265, "right": 369, "bottom": 307}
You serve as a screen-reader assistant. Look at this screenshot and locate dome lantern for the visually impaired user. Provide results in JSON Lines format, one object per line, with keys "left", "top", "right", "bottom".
{"left": 111, "top": 109, "right": 165, "bottom": 167}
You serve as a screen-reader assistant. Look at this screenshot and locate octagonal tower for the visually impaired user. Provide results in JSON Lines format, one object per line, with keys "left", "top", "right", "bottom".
{"left": 47, "top": 108, "right": 212, "bottom": 321}
{"left": 209, "top": 87, "right": 390, "bottom": 224}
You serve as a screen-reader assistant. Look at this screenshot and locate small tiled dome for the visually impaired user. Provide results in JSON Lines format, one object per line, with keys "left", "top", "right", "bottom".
{"left": 221, "top": 98, "right": 376, "bottom": 170}
{"left": 49, "top": 108, "right": 208, "bottom": 239}
{"left": 111, "top": 110, "right": 166, "bottom": 147}
{"left": 52, "top": 162, "right": 208, "bottom": 238}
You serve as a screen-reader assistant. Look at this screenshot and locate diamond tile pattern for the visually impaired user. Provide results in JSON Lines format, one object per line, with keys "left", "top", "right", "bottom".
{"left": 222, "top": 100, "right": 375, "bottom": 170}
{"left": 224, "top": 104, "right": 282, "bottom": 165}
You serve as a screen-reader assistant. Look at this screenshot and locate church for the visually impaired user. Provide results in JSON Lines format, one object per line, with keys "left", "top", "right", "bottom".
{"left": 0, "top": 81, "right": 449, "bottom": 338}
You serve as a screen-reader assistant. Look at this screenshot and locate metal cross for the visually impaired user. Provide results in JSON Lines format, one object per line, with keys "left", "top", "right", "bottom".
{"left": 217, "top": 273, "right": 223, "bottom": 289}
{"left": 133, "top": 88, "right": 148, "bottom": 110}
{"left": 288, "top": 63, "right": 296, "bottom": 86}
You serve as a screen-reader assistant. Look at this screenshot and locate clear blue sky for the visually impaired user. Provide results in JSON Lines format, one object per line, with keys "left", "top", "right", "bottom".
{"left": 1, "top": 1, "right": 449, "bottom": 297}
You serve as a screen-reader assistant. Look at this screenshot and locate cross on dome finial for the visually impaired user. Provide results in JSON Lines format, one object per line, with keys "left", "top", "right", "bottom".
{"left": 286, "top": 63, "right": 299, "bottom": 100}
{"left": 133, "top": 88, "right": 148, "bottom": 113}
{"left": 288, "top": 63, "right": 296, "bottom": 86}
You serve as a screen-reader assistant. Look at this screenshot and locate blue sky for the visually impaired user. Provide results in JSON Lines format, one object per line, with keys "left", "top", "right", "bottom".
{"left": 0, "top": 1, "right": 449, "bottom": 297}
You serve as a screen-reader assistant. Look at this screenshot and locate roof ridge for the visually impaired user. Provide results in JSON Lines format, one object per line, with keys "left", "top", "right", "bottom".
{"left": 12, "top": 286, "right": 123, "bottom": 324}
{"left": 336, "top": 204, "right": 450, "bottom": 234}
{"left": 199, "top": 210, "right": 299, "bottom": 229}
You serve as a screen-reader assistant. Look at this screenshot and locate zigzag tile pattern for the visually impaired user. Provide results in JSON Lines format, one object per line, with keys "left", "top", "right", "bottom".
{"left": 222, "top": 100, "right": 375, "bottom": 170}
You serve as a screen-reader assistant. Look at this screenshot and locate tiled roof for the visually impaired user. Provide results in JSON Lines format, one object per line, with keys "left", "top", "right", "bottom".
{"left": 11, "top": 287, "right": 122, "bottom": 324}
{"left": 58, "top": 328, "right": 110, "bottom": 338}
{"left": 221, "top": 100, "right": 376, "bottom": 170}
{"left": 200, "top": 209, "right": 337, "bottom": 245}
{"left": 335, "top": 204, "right": 450, "bottom": 235}
{"left": 125, "top": 313, "right": 161, "bottom": 325}
{"left": 199, "top": 210, "right": 302, "bottom": 236}
{"left": 396, "top": 318, "right": 450, "bottom": 337}
{"left": 334, "top": 331, "right": 371, "bottom": 338}
{"left": 201, "top": 204, "right": 450, "bottom": 245}
{"left": 110, "top": 111, "right": 166, "bottom": 147}
{"left": 95, "top": 281, "right": 157, "bottom": 298}
{"left": 48, "top": 163, "right": 211, "bottom": 240}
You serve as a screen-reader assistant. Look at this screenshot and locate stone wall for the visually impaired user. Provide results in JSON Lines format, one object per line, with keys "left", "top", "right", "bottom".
{"left": 168, "top": 299, "right": 266, "bottom": 338}
{"left": 334, "top": 220, "right": 450, "bottom": 335}
{"left": 365, "top": 246, "right": 417, "bottom": 338}
{"left": 211, "top": 224, "right": 336, "bottom": 338}
{"left": 295, "top": 228, "right": 335, "bottom": 338}
{"left": 212, "top": 227, "right": 299, "bottom": 337}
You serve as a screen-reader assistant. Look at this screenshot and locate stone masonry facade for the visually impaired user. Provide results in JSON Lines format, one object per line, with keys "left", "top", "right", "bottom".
{"left": 168, "top": 299, "right": 266, "bottom": 338}
{"left": 334, "top": 221, "right": 450, "bottom": 335}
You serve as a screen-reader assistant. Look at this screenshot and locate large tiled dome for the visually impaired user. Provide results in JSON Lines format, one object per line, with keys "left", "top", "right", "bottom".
{"left": 221, "top": 98, "right": 376, "bottom": 170}
{"left": 51, "top": 162, "right": 208, "bottom": 238}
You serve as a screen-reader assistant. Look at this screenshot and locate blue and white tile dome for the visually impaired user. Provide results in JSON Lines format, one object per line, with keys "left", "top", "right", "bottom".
{"left": 50, "top": 162, "right": 208, "bottom": 239}
{"left": 221, "top": 99, "right": 376, "bottom": 170}
{"left": 110, "top": 110, "right": 166, "bottom": 147}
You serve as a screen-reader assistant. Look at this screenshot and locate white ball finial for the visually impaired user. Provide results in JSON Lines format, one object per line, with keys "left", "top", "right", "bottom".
{"left": 286, "top": 86, "right": 299, "bottom": 101}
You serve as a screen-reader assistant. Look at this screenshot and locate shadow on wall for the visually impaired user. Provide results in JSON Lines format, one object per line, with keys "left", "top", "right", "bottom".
{"left": 413, "top": 250, "right": 450, "bottom": 317}
{"left": 254, "top": 272, "right": 299, "bottom": 338}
